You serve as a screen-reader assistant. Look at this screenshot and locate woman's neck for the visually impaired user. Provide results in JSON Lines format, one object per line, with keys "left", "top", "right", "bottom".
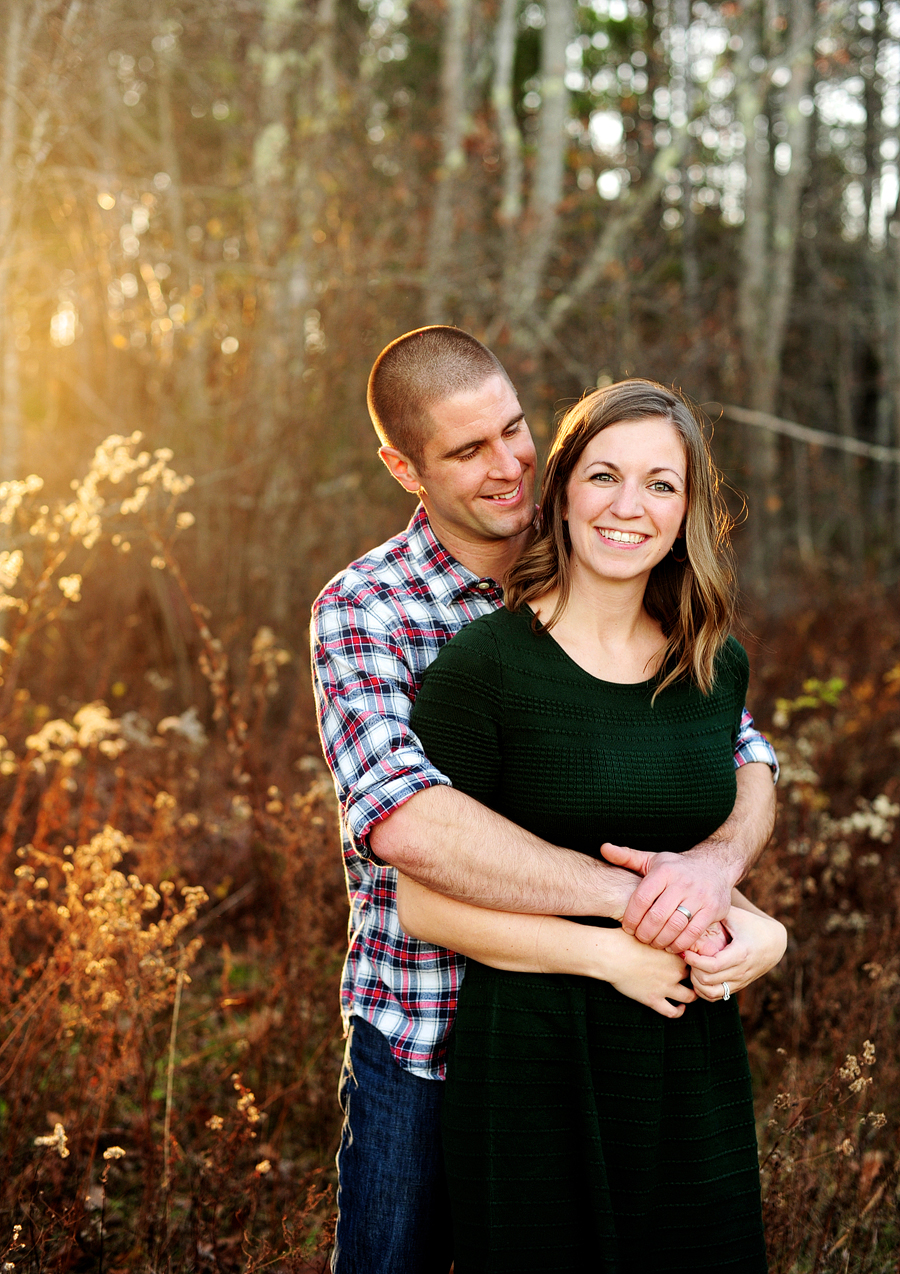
{"left": 532, "top": 573, "right": 666, "bottom": 684}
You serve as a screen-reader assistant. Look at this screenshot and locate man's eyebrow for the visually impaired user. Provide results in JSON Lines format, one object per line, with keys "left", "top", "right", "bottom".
{"left": 439, "top": 412, "right": 525, "bottom": 460}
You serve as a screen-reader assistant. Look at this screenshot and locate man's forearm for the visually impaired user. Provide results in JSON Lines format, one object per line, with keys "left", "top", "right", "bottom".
{"left": 370, "top": 784, "right": 638, "bottom": 918}
{"left": 682, "top": 761, "right": 776, "bottom": 887}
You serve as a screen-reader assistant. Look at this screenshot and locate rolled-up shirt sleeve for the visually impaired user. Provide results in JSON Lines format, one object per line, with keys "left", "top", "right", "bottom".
{"left": 734, "top": 708, "right": 779, "bottom": 782}
{"left": 311, "top": 591, "right": 452, "bottom": 857}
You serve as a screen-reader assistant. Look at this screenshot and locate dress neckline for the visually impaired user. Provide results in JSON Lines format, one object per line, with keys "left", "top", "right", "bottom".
{"left": 519, "top": 605, "right": 665, "bottom": 690}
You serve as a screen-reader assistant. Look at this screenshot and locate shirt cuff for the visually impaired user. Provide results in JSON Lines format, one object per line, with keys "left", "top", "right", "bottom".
{"left": 346, "top": 765, "right": 453, "bottom": 861}
{"left": 735, "top": 739, "right": 779, "bottom": 783}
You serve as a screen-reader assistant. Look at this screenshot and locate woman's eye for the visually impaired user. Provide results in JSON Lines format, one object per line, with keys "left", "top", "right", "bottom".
{"left": 650, "top": 481, "right": 675, "bottom": 493}
{"left": 591, "top": 472, "right": 614, "bottom": 482}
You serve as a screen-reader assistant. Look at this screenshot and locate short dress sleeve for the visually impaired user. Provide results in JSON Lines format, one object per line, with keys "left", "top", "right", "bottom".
{"left": 409, "top": 618, "right": 504, "bottom": 807}
{"left": 721, "top": 635, "right": 751, "bottom": 755}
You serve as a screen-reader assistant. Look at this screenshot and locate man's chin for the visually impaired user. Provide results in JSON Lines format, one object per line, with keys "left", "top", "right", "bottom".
{"left": 478, "top": 505, "right": 536, "bottom": 541}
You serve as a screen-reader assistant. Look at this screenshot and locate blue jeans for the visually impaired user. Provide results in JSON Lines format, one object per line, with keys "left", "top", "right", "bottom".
{"left": 331, "top": 1015, "right": 453, "bottom": 1274}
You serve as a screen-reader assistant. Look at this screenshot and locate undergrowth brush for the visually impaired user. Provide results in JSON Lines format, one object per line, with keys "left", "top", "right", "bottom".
{"left": 1, "top": 439, "right": 898, "bottom": 1271}
{"left": 739, "top": 596, "right": 900, "bottom": 1272}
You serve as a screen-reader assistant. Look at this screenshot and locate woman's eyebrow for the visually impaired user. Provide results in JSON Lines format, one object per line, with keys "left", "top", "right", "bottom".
{"left": 585, "top": 460, "right": 684, "bottom": 480}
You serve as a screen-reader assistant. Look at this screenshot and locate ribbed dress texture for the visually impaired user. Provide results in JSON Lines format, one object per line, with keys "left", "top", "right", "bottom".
{"left": 409, "top": 607, "right": 768, "bottom": 1274}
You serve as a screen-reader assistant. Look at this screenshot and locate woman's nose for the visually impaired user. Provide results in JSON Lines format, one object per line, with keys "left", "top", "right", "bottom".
{"left": 610, "top": 480, "right": 643, "bottom": 517}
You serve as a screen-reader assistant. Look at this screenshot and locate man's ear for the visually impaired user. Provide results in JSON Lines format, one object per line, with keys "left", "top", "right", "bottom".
{"left": 379, "top": 445, "right": 423, "bottom": 495}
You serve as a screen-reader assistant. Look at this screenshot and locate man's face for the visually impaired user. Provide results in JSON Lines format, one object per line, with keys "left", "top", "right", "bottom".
{"left": 384, "top": 375, "right": 537, "bottom": 551}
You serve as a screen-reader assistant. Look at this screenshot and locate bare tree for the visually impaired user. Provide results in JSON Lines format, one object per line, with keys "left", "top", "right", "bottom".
{"left": 425, "top": 0, "right": 473, "bottom": 322}
{"left": 502, "top": 0, "right": 573, "bottom": 344}
{"left": 492, "top": 0, "right": 524, "bottom": 238}
{"left": 0, "top": 2, "right": 26, "bottom": 480}
{"left": 0, "top": 0, "right": 86, "bottom": 479}
{"left": 734, "top": 0, "right": 815, "bottom": 578}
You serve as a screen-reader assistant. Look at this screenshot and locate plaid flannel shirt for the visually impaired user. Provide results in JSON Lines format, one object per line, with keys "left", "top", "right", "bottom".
{"left": 311, "top": 505, "right": 778, "bottom": 1080}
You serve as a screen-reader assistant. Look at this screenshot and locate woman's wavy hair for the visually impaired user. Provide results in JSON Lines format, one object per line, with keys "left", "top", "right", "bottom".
{"left": 504, "top": 379, "right": 736, "bottom": 696}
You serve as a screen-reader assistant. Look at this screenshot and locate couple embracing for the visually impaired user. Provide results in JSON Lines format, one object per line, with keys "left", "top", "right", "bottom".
{"left": 312, "top": 326, "right": 786, "bottom": 1274}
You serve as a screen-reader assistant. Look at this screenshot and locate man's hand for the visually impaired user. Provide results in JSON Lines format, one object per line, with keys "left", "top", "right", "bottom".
{"left": 601, "top": 761, "right": 776, "bottom": 951}
{"left": 600, "top": 843, "right": 734, "bottom": 952}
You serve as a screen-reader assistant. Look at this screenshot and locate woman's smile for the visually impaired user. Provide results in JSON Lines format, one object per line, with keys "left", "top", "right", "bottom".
{"left": 594, "top": 527, "right": 649, "bottom": 546}
{"left": 565, "top": 417, "right": 687, "bottom": 586}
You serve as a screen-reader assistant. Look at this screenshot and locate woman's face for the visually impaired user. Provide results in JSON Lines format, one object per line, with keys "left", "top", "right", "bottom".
{"left": 563, "top": 417, "right": 688, "bottom": 591}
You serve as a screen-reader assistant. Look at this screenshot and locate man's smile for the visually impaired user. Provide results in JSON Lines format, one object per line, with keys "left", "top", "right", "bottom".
{"left": 483, "top": 478, "right": 524, "bottom": 503}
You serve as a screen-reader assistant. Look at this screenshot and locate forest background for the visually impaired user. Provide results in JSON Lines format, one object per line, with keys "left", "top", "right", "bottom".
{"left": 0, "top": 0, "right": 899, "bottom": 1270}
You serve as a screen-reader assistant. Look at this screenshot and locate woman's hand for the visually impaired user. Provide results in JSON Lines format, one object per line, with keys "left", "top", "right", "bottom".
{"left": 584, "top": 928, "right": 697, "bottom": 1019}
{"left": 682, "top": 905, "right": 787, "bottom": 1002}
{"left": 683, "top": 920, "right": 729, "bottom": 957}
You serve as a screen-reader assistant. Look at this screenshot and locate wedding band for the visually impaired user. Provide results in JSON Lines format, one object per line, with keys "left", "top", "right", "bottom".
{"left": 675, "top": 905, "right": 692, "bottom": 921}
{"left": 722, "top": 982, "right": 731, "bottom": 1002}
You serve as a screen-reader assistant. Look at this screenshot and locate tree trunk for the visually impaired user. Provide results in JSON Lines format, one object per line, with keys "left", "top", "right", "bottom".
{"left": 735, "top": 7, "right": 771, "bottom": 409}
{"left": 243, "top": 0, "right": 303, "bottom": 624}
{"left": 503, "top": 0, "right": 572, "bottom": 340}
{"left": 424, "top": 0, "right": 472, "bottom": 323}
{"left": 734, "top": 0, "right": 814, "bottom": 585}
{"left": 0, "top": 2, "right": 24, "bottom": 479}
{"left": 894, "top": 224, "right": 900, "bottom": 546}
{"left": 674, "top": 0, "right": 699, "bottom": 327}
{"left": 544, "top": 135, "right": 687, "bottom": 339}
{"left": 492, "top": 0, "right": 523, "bottom": 232}
{"left": 487, "top": 0, "right": 524, "bottom": 343}
{"left": 152, "top": 0, "right": 218, "bottom": 597}
{"left": 315, "top": 0, "right": 337, "bottom": 113}
{"left": 759, "top": 3, "right": 813, "bottom": 400}
{"left": 835, "top": 322, "right": 865, "bottom": 565}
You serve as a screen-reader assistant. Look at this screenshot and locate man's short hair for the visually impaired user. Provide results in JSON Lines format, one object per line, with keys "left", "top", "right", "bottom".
{"left": 367, "top": 326, "right": 513, "bottom": 465}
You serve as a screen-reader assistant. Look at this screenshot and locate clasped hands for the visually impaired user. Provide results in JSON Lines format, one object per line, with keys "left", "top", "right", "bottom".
{"left": 600, "top": 842, "right": 785, "bottom": 1006}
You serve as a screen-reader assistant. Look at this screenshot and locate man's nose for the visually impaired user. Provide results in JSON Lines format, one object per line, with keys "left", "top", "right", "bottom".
{"left": 488, "top": 440, "right": 522, "bottom": 479}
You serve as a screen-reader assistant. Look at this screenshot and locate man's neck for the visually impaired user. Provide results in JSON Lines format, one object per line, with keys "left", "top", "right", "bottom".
{"left": 431, "top": 523, "right": 532, "bottom": 583}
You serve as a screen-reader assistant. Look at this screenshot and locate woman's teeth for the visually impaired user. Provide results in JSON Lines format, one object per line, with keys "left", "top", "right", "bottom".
{"left": 599, "top": 528, "right": 646, "bottom": 543}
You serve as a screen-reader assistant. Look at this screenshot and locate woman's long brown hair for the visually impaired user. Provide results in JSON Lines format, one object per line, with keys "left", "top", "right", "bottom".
{"left": 504, "top": 379, "right": 736, "bottom": 697}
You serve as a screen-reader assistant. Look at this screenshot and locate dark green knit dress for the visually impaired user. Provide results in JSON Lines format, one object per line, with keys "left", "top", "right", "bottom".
{"left": 409, "top": 607, "right": 768, "bottom": 1274}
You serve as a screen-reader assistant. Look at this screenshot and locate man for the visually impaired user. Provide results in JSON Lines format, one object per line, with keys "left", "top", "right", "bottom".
{"left": 311, "top": 326, "right": 777, "bottom": 1274}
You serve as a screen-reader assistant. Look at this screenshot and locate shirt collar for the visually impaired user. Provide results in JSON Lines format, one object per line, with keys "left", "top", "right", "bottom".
{"left": 405, "top": 504, "right": 502, "bottom": 603}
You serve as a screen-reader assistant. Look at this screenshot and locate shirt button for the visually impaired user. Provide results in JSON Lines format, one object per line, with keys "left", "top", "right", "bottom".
{"left": 476, "top": 580, "right": 493, "bottom": 592}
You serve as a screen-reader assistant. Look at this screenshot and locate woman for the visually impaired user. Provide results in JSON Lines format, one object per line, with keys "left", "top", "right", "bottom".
{"left": 398, "top": 380, "right": 786, "bottom": 1273}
